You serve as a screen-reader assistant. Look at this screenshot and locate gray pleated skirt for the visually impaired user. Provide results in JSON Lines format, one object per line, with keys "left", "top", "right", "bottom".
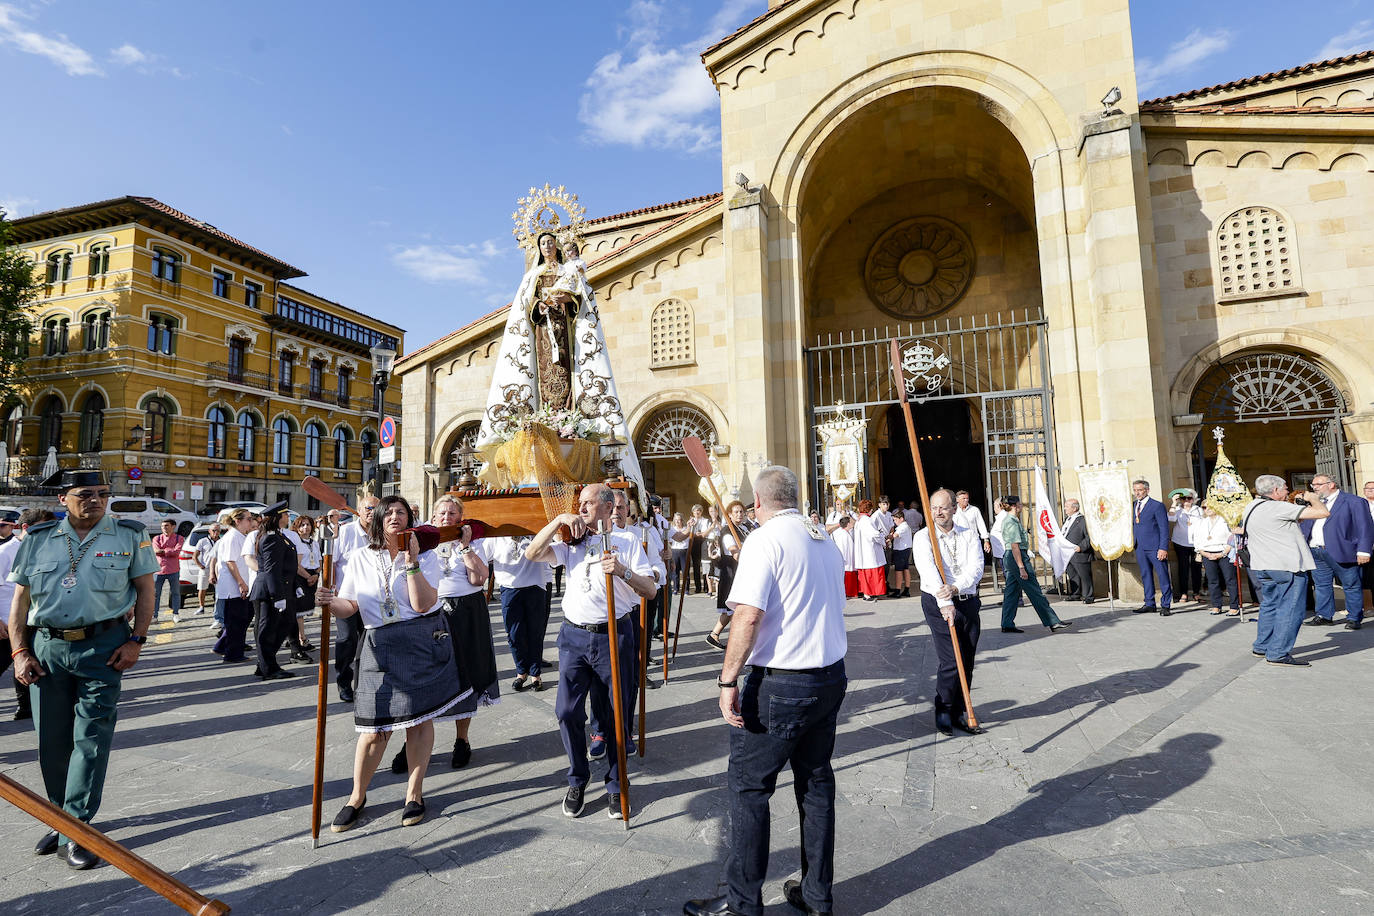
{"left": 354, "top": 612, "right": 472, "bottom": 734}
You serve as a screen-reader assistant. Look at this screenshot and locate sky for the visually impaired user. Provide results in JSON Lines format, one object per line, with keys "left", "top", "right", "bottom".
{"left": 2, "top": 0, "right": 1371, "bottom": 352}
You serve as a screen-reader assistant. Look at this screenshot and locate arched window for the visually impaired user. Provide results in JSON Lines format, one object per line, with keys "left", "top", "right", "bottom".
{"left": 650, "top": 298, "right": 695, "bottom": 368}
{"left": 151, "top": 247, "right": 181, "bottom": 283}
{"left": 42, "top": 317, "right": 69, "bottom": 356}
{"left": 82, "top": 310, "right": 111, "bottom": 350}
{"left": 360, "top": 429, "right": 376, "bottom": 462}
{"left": 78, "top": 392, "right": 105, "bottom": 453}
{"left": 236, "top": 411, "right": 259, "bottom": 461}
{"left": 39, "top": 397, "right": 63, "bottom": 453}
{"left": 88, "top": 244, "right": 110, "bottom": 277}
{"left": 142, "top": 396, "right": 172, "bottom": 452}
{"left": 272, "top": 418, "right": 294, "bottom": 465}
{"left": 636, "top": 404, "right": 716, "bottom": 458}
{"left": 147, "top": 314, "right": 177, "bottom": 354}
{"left": 1215, "top": 206, "right": 1301, "bottom": 301}
{"left": 333, "top": 426, "right": 351, "bottom": 469}
{"left": 304, "top": 421, "right": 324, "bottom": 467}
{"left": 1, "top": 402, "right": 23, "bottom": 453}
{"left": 207, "top": 406, "right": 229, "bottom": 458}
{"left": 45, "top": 251, "right": 72, "bottom": 284}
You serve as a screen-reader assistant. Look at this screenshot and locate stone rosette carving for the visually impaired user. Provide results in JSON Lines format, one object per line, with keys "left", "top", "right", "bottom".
{"left": 864, "top": 217, "right": 975, "bottom": 319}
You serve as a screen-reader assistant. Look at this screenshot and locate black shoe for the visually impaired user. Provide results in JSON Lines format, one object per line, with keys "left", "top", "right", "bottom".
{"left": 330, "top": 797, "right": 366, "bottom": 832}
{"left": 530, "top": 677, "right": 545, "bottom": 692}
{"left": 1083, "top": 598, "right": 1097, "bottom": 605}
{"left": 290, "top": 650, "right": 313, "bottom": 662}
{"left": 14, "top": 708, "right": 32, "bottom": 720}
{"left": 451, "top": 737, "right": 472, "bottom": 769}
{"left": 34, "top": 830, "right": 59, "bottom": 856}
{"left": 646, "top": 678, "right": 661, "bottom": 690}
{"left": 390, "top": 747, "right": 408, "bottom": 774}
{"left": 683, "top": 896, "right": 748, "bottom": 916}
{"left": 400, "top": 799, "right": 426, "bottom": 827}
{"left": 512, "top": 675, "right": 529, "bottom": 692}
{"left": 539, "top": 659, "right": 555, "bottom": 669}
{"left": 1001, "top": 627, "right": 1024, "bottom": 634}
{"left": 338, "top": 686, "right": 355, "bottom": 703}
{"left": 64, "top": 842, "right": 98, "bottom": 870}
{"left": 607, "top": 791, "right": 629, "bottom": 819}
{"left": 783, "top": 878, "right": 831, "bottom": 916}
{"left": 1346, "top": 620, "right": 1363, "bottom": 630}
{"left": 954, "top": 716, "right": 987, "bottom": 735}
{"left": 1253, "top": 649, "right": 1267, "bottom": 657}
{"left": 1266, "top": 655, "right": 1311, "bottom": 668}
{"left": 1305, "top": 615, "right": 1336, "bottom": 626}
{"left": 899, "top": 588, "right": 910, "bottom": 598}
{"left": 1132, "top": 606, "right": 1156, "bottom": 614}
{"left": 562, "top": 784, "right": 586, "bottom": 818}
{"left": 299, "top": 642, "right": 316, "bottom": 651}
{"left": 265, "top": 669, "right": 296, "bottom": 680}
{"left": 935, "top": 716, "right": 953, "bottom": 736}
{"left": 1159, "top": 608, "right": 1172, "bottom": 617}
{"left": 706, "top": 633, "right": 726, "bottom": 650}
{"left": 886, "top": 589, "right": 902, "bottom": 598}
{"left": 1050, "top": 621, "right": 1073, "bottom": 631}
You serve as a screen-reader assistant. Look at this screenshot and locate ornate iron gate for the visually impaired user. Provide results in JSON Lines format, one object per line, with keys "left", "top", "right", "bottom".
{"left": 1312, "top": 415, "right": 1355, "bottom": 490}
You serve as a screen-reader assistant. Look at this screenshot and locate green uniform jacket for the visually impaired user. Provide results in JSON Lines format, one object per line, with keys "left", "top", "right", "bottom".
{"left": 9, "top": 515, "right": 158, "bottom": 628}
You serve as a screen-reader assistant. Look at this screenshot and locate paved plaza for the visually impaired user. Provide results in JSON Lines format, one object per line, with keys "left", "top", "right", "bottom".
{"left": 2, "top": 587, "right": 1374, "bottom": 915}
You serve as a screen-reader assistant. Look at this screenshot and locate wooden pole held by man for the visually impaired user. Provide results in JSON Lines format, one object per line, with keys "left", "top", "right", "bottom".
{"left": 310, "top": 524, "right": 336, "bottom": 848}
{"left": 638, "top": 534, "right": 649, "bottom": 757}
{"left": 599, "top": 521, "right": 633, "bottom": 826}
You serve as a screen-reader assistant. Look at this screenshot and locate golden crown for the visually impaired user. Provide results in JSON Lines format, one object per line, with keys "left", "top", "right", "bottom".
{"left": 511, "top": 183, "right": 587, "bottom": 256}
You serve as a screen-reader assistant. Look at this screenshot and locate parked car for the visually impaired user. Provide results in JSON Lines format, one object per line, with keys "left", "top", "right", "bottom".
{"left": 179, "top": 523, "right": 216, "bottom": 598}
{"left": 198, "top": 500, "right": 268, "bottom": 521}
{"left": 106, "top": 496, "right": 199, "bottom": 537}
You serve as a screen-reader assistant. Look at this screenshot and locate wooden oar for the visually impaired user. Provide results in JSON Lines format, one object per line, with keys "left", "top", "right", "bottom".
{"left": 0, "top": 773, "right": 230, "bottom": 914}
{"left": 889, "top": 340, "right": 981, "bottom": 732}
{"left": 598, "top": 521, "right": 632, "bottom": 826}
{"left": 682, "top": 436, "right": 744, "bottom": 549}
{"left": 310, "top": 523, "right": 335, "bottom": 848}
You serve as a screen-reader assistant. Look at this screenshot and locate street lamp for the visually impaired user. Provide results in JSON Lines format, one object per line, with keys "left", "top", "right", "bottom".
{"left": 125, "top": 424, "right": 145, "bottom": 449}
{"left": 370, "top": 340, "right": 397, "bottom": 497}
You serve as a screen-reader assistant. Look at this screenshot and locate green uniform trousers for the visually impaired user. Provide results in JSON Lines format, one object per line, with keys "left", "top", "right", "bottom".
{"left": 31, "top": 621, "right": 127, "bottom": 843}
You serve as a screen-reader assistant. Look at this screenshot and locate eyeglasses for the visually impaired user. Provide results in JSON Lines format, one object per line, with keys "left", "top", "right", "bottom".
{"left": 68, "top": 490, "right": 111, "bottom": 501}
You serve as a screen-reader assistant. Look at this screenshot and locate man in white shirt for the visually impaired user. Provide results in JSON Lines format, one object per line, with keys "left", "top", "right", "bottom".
{"left": 914, "top": 489, "right": 987, "bottom": 737}
{"left": 527, "top": 484, "right": 655, "bottom": 821}
{"left": 333, "top": 495, "right": 377, "bottom": 703}
{"left": 489, "top": 535, "right": 552, "bottom": 691}
{"left": 193, "top": 524, "right": 220, "bottom": 613}
{"left": 954, "top": 490, "right": 991, "bottom": 555}
{"left": 684, "top": 466, "right": 846, "bottom": 916}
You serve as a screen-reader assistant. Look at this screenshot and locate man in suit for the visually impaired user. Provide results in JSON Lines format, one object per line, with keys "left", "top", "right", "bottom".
{"left": 1130, "top": 478, "right": 1173, "bottom": 615}
{"left": 1062, "top": 498, "right": 1095, "bottom": 603}
{"left": 1301, "top": 474, "right": 1373, "bottom": 630}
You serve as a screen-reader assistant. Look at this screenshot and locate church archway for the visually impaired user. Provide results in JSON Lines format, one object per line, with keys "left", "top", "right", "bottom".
{"left": 634, "top": 404, "right": 717, "bottom": 516}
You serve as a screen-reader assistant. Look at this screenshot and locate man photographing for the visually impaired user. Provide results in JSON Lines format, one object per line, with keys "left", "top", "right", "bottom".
{"left": 1243, "top": 475, "right": 1328, "bottom": 667}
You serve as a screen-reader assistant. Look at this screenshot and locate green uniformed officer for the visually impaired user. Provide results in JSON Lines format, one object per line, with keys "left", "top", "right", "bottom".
{"left": 7, "top": 469, "right": 157, "bottom": 871}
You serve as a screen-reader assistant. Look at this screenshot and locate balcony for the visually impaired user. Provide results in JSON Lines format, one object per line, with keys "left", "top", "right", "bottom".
{"left": 207, "top": 362, "right": 272, "bottom": 392}
{"left": 270, "top": 295, "right": 399, "bottom": 357}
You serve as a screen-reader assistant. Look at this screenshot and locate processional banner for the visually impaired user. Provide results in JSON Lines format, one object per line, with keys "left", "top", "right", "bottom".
{"left": 1204, "top": 427, "right": 1250, "bottom": 528}
{"left": 1075, "top": 461, "right": 1133, "bottom": 561}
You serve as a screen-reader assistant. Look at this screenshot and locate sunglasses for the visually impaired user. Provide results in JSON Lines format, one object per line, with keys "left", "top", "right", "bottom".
{"left": 68, "top": 490, "right": 112, "bottom": 501}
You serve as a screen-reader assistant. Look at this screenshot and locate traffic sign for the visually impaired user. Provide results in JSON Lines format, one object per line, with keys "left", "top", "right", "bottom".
{"left": 128, "top": 467, "right": 143, "bottom": 481}
{"left": 378, "top": 445, "right": 396, "bottom": 465}
{"left": 379, "top": 416, "right": 397, "bottom": 448}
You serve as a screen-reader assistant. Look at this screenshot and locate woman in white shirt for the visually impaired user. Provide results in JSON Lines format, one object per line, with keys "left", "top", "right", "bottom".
{"left": 1168, "top": 491, "right": 1204, "bottom": 602}
{"left": 1194, "top": 501, "right": 1240, "bottom": 616}
{"left": 284, "top": 515, "right": 322, "bottom": 661}
{"left": 669, "top": 512, "right": 691, "bottom": 594}
{"left": 316, "top": 495, "right": 468, "bottom": 833}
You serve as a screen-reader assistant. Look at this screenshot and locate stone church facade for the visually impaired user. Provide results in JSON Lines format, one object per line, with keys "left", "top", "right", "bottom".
{"left": 399, "top": 0, "right": 1374, "bottom": 570}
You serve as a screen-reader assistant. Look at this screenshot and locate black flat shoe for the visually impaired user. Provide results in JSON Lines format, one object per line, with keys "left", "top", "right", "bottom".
{"left": 64, "top": 842, "right": 99, "bottom": 870}
{"left": 512, "top": 675, "right": 529, "bottom": 692}
{"left": 935, "top": 717, "right": 953, "bottom": 736}
{"left": 34, "top": 830, "right": 59, "bottom": 856}
{"left": 1050, "top": 621, "right": 1073, "bottom": 631}
{"left": 330, "top": 797, "right": 366, "bottom": 832}
{"left": 401, "top": 799, "right": 426, "bottom": 827}
{"left": 391, "top": 747, "right": 408, "bottom": 774}
{"left": 338, "top": 686, "right": 355, "bottom": 703}
{"left": 530, "top": 677, "right": 545, "bottom": 692}
{"left": 783, "top": 878, "right": 831, "bottom": 916}
{"left": 1131, "top": 606, "right": 1156, "bottom": 614}
{"left": 1346, "top": 620, "right": 1363, "bottom": 630}
{"left": 290, "top": 650, "right": 314, "bottom": 662}
{"left": 683, "top": 895, "right": 748, "bottom": 916}
{"left": 451, "top": 737, "right": 472, "bottom": 769}
{"left": 1159, "top": 608, "right": 1172, "bottom": 617}
{"left": 1001, "top": 627, "right": 1024, "bottom": 634}
{"left": 954, "top": 716, "right": 987, "bottom": 735}
{"left": 705, "top": 633, "right": 726, "bottom": 650}
{"left": 265, "top": 669, "right": 296, "bottom": 680}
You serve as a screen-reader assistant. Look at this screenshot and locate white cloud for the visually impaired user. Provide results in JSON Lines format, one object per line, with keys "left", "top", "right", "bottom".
{"left": 0, "top": 3, "right": 101, "bottom": 76}
{"left": 109, "top": 43, "right": 146, "bottom": 66}
{"left": 579, "top": 0, "right": 760, "bottom": 153}
{"left": 1136, "top": 28, "right": 1233, "bottom": 96}
{"left": 391, "top": 241, "right": 510, "bottom": 286}
{"left": 1315, "top": 20, "right": 1374, "bottom": 61}
{"left": 0, "top": 195, "right": 39, "bottom": 217}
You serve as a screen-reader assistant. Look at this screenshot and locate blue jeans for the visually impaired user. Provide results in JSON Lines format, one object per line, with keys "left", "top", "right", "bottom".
{"left": 1000, "top": 555, "right": 1061, "bottom": 629}
{"left": 501, "top": 585, "right": 546, "bottom": 678}
{"left": 726, "top": 661, "right": 847, "bottom": 916}
{"left": 1253, "top": 569, "right": 1310, "bottom": 660}
{"left": 1311, "top": 547, "right": 1365, "bottom": 624}
{"left": 554, "top": 621, "right": 635, "bottom": 793}
{"left": 153, "top": 572, "right": 181, "bottom": 615}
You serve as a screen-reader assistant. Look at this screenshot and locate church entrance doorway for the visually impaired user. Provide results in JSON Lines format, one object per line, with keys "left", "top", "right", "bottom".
{"left": 633, "top": 403, "right": 719, "bottom": 517}
{"left": 879, "top": 398, "right": 986, "bottom": 520}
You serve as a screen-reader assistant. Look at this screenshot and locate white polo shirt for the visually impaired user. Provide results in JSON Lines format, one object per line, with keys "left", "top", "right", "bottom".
{"left": 726, "top": 509, "right": 846, "bottom": 669}
{"left": 214, "top": 528, "right": 247, "bottom": 600}
{"left": 334, "top": 521, "right": 370, "bottom": 571}
{"left": 336, "top": 548, "right": 443, "bottom": 629}
{"left": 892, "top": 520, "right": 913, "bottom": 551}
{"left": 630, "top": 521, "right": 667, "bottom": 585}
{"left": 436, "top": 538, "right": 491, "bottom": 599}
{"left": 912, "top": 523, "right": 985, "bottom": 607}
{"left": 953, "top": 504, "right": 989, "bottom": 539}
{"left": 486, "top": 536, "right": 550, "bottom": 589}
{"left": 550, "top": 531, "right": 653, "bottom": 626}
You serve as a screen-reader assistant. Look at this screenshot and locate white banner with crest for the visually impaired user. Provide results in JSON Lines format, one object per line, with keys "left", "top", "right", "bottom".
{"left": 1075, "top": 461, "right": 1133, "bottom": 561}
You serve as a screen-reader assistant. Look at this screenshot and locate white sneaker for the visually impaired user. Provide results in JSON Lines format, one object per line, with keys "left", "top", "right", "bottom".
{"left": 172, "top": 614, "right": 180, "bottom": 623}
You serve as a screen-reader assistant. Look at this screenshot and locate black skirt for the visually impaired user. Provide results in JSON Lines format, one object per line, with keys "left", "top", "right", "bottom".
{"left": 442, "top": 593, "right": 501, "bottom": 718}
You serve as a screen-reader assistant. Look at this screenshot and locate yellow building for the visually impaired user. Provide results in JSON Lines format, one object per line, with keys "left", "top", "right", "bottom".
{"left": 6, "top": 196, "right": 403, "bottom": 511}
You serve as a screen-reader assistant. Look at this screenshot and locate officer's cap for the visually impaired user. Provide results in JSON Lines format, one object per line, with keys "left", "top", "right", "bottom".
{"left": 263, "top": 499, "right": 290, "bottom": 517}
{"left": 43, "top": 469, "right": 108, "bottom": 493}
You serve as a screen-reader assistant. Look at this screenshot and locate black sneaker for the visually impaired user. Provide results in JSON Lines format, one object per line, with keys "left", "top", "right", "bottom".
{"left": 562, "top": 784, "right": 586, "bottom": 818}
{"left": 1049, "top": 621, "right": 1073, "bottom": 631}
{"left": 588, "top": 735, "right": 606, "bottom": 760}
{"left": 607, "top": 791, "right": 628, "bottom": 819}
{"left": 1345, "top": 620, "right": 1363, "bottom": 630}
{"left": 1001, "top": 627, "right": 1024, "bottom": 634}
{"left": 1266, "top": 655, "right": 1311, "bottom": 668}
{"left": 1251, "top": 650, "right": 1265, "bottom": 657}
{"left": 706, "top": 633, "right": 726, "bottom": 650}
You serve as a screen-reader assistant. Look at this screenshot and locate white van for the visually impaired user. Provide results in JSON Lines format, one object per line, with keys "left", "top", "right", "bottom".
{"left": 106, "top": 496, "right": 199, "bottom": 537}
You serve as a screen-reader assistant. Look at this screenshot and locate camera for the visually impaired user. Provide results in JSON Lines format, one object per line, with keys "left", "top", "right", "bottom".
{"left": 1293, "top": 495, "right": 1309, "bottom": 506}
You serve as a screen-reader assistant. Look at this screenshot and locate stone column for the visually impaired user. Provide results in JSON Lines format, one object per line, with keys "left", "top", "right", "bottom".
{"left": 724, "top": 183, "right": 780, "bottom": 485}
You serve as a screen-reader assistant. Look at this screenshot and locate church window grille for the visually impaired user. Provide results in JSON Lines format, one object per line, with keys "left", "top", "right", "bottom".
{"left": 637, "top": 405, "right": 715, "bottom": 459}
{"left": 1215, "top": 207, "right": 1300, "bottom": 301}
{"left": 650, "top": 299, "right": 695, "bottom": 368}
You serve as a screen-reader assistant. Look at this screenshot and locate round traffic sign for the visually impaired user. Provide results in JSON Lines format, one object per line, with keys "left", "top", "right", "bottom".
{"left": 128, "top": 467, "right": 143, "bottom": 481}
{"left": 379, "top": 416, "right": 397, "bottom": 448}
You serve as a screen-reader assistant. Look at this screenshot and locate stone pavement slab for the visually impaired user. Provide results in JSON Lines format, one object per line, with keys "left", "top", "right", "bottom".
{"left": 2, "top": 590, "right": 1373, "bottom": 914}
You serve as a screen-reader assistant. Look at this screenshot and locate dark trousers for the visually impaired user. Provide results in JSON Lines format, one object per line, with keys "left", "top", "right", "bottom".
{"left": 253, "top": 599, "right": 291, "bottom": 675}
{"left": 921, "top": 594, "right": 980, "bottom": 723}
{"left": 1136, "top": 548, "right": 1173, "bottom": 608}
{"left": 335, "top": 613, "right": 363, "bottom": 691}
{"left": 213, "top": 597, "right": 253, "bottom": 661}
{"left": 0, "top": 635, "right": 33, "bottom": 715}
{"left": 1067, "top": 554, "right": 1094, "bottom": 601}
{"left": 1311, "top": 547, "right": 1365, "bottom": 624}
{"left": 153, "top": 572, "right": 181, "bottom": 616}
{"left": 1201, "top": 556, "right": 1240, "bottom": 610}
{"left": 689, "top": 538, "right": 705, "bottom": 593}
{"left": 501, "top": 585, "right": 546, "bottom": 678}
{"left": 726, "top": 661, "right": 847, "bottom": 916}
{"left": 554, "top": 621, "right": 635, "bottom": 794}
{"left": 672, "top": 550, "right": 689, "bottom": 592}
{"left": 286, "top": 576, "right": 316, "bottom": 652}
{"left": 1173, "top": 545, "right": 1201, "bottom": 596}
{"left": 999, "top": 555, "right": 1061, "bottom": 629}
{"left": 648, "top": 583, "right": 668, "bottom": 638}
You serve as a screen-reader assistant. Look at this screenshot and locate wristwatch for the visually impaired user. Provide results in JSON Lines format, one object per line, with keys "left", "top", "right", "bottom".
{"left": 717, "top": 677, "right": 738, "bottom": 689}
{"left": 622, "top": 567, "right": 633, "bottom": 583}
{"left": 128, "top": 634, "right": 148, "bottom": 645}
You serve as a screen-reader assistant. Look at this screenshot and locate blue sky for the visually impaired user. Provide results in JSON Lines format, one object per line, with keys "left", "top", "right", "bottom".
{"left": 2, "top": 0, "right": 1370, "bottom": 351}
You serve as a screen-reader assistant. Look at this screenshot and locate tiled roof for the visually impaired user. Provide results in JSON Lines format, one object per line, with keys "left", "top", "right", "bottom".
{"left": 1142, "top": 49, "right": 1374, "bottom": 106}
{"left": 586, "top": 195, "right": 723, "bottom": 269}
{"left": 585, "top": 192, "right": 723, "bottom": 226}
{"left": 1141, "top": 103, "right": 1374, "bottom": 115}
{"left": 702, "top": 0, "right": 797, "bottom": 58}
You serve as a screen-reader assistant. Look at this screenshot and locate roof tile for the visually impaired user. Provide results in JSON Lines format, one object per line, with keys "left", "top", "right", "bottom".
{"left": 1142, "top": 49, "right": 1374, "bottom": 106}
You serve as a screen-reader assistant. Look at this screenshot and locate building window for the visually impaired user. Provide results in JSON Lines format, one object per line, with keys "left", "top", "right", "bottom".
{"left": 636, "top": 405, "right": 716, "bottom": 459}
{"left": 336, "top": 365, "right": 352, "bottom": 409}
{"left": 360, "top": 429, "right": 375, "bottom": 462}
{"left": 308, "top": 359, "right": 324, "bottom": 399}
{"left": 147, "top": 314, "right": 177, "bottom": 354}
{"left": 88, "top": 244, "right": 110, "bottom": 277}
{"left": 228, "top": 337, "right": 248, "bottom": 382}
{"left": 307, "top": 494, "right": 320, "bottom": 511}
{"left": 142, "top": 396, "right": 172, "bottom": 453}
{"left": 207, "top": 406, "right": 229, "bottom": 458}
{"left": 304, "top": 421, "right": 323, "bottom": 467}
{"left": 209, "top": 487, "right": 228, "bottom": 503}
{"left": 82, "top": 311, "right": 111, "bottom": 350}
{"left": 38, "top": 397, "right": 63, "bottom": 453}
{"left": 151, "top": 247, "right": 180, "bottom": 283}
{"left": 272, "top": 418, "right": 293, "bottom": 465}
{"left": 275, "top": 294, "right": 398, "bottom": 352}
{"left": 42, "top": 318, "right": 69, "bottom": 356}
{"left": 278, "top": 350, "right": 295, "bottom": 395}
{"left": 236, "top": 410, "right": 258, "bottom": 461}
{"left": 237, "top": 488, "right": 255, "bottom": 502}
{"left": 650, "top": 298, "right": 695, "bottom": 368}
{"left": 244, "top": 280, "right": 261, "bottom": 309}
{"left": 333, "top": 426, "right": 350, "bottom": 469}
{"left": 45, "top": 251, "right": 72, "bottom": 284}
{"left": 212, "top": 268, "right": 231, "bottom": 298}
{"left": 1216, "top": 206, "right": 1302, "bottom": 301}
{"left": 2, "top": 402, "right": 23, "bottom": 453}
{"left": 78, "top": 392, "right": 105, "bottom": 452}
